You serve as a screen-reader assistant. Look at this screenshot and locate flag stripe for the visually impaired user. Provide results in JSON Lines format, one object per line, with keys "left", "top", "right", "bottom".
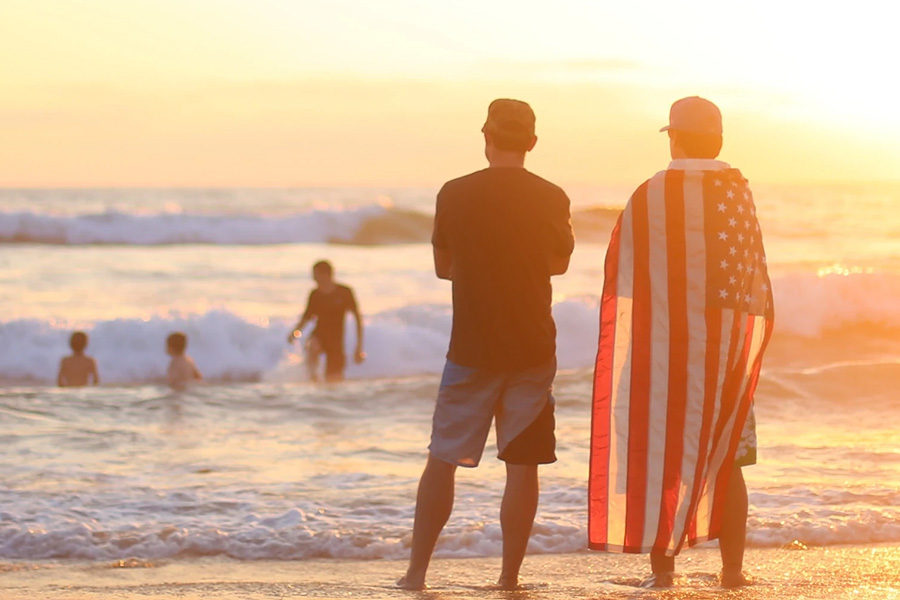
{"left": 624, "top": 183, "right": 652, "bottom": 550}
{"left": 653, "top": 170, "right": 688, "bottom": 553}
{"left": 587, "top": 213, "right": 623, "bottom": 549}
{"left": 607, "top": 202, "right": 638, "bottom": 550}
{"left": 643, "top": 173, "right": 671, "bottom": 550}
{"left": 708, "top": 313, "right": 753, "bottom": 537}
{"left": 670, "top": 172, "right": 710, "bottom": 552}
{"left": 589, "top": 167, "right": 773, "bottom": 554}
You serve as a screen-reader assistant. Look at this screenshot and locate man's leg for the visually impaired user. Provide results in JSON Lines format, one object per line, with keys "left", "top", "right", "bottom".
{"left": 720, "top": 466, "right": 749, "bottom": 587}
{"left": 323, "top": 346, "right": 346, "bottom": 383}
{"left": 650, "top": 552, "right": 675, "bottom": 574}
{"left": 399, "top": 454, "right": 457, "bottom": 589}
{"left": 498, "top": 463, "right": 539, "bottom": 589}
{"left": 305, "top": 337, "right": 322, "bottom": 382}
{"left": 643, "top": 552, "right": 676, "bottom": 588}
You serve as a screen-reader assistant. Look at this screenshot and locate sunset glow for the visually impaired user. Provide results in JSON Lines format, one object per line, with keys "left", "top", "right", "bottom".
{"left": 1, "top": 0, "right": 897, "bottom": 186}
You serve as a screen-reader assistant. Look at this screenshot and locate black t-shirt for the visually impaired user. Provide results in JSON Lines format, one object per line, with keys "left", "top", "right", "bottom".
{"left": 301, "top": 285, "right": 358, "bottom": 350}
{"left": 432, "top": 167, "right": 575, "bottom": 371}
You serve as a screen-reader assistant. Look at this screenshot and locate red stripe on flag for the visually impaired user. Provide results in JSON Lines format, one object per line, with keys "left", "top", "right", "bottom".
{"left": 588, "top": 214, "right": 623, "bottom": 549}
{"left": 654, "top": 171, "right": 689, "bottom": 552}
{"left": 708, "top": 313, "right": 755, "bottom": 536}
{"left": 624, "top": 184, "right": 651, "bottom": 550}
{"left": 684, "top": 300, "right": 724, "bottom": 547}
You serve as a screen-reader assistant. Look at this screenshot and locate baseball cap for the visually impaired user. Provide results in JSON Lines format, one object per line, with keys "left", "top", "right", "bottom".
{"left": 660, "top": 96, "right": 722, "bottom": 135}
{"left": 481, "top": 98, "right": 536, "bottom": 139}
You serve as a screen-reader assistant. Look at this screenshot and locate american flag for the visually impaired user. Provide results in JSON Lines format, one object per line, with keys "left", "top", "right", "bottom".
{"left": 588, "top": 167, "right": 774, "bottom": 555}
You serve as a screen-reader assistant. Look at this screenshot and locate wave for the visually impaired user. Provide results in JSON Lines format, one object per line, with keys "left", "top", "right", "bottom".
{"left": 0, "top": 206, "right": 619, "bottom": 246}
{"left": 2, "top": 485, "right": 898, "bottom": 561}
{"left": 2, "top": 273, "right": 900, "bottom": 386}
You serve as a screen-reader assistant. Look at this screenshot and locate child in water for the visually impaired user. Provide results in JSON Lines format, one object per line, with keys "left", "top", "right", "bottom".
{"left": 166, "top": 332, "right": 202, "bottom": 389}
{"left": 57, "top": 331, "right": 100, "bottom": 387}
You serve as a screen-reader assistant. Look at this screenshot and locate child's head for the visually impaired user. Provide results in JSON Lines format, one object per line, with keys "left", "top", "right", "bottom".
{"left": 70, "top": 331, "right": 88, "bottom": 354}
{"left": 166, "top": 332, "right": 188, "bottom": 356}
{"left": 312, "top": 260, "right": 334, "bottom": 286}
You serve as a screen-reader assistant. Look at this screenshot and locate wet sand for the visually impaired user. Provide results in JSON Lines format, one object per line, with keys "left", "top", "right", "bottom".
{"left": 3, "top": 545, "right": 899, "bottom": 599}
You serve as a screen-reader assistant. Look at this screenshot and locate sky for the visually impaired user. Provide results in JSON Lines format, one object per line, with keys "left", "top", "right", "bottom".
{"left": 1, "top": 0, "right": 898, "bottom": 187}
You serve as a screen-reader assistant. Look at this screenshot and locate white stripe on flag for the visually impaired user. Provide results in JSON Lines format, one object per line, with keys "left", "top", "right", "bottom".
{"left": 694, "top": 308, "right": 735, "bottom": 533}
{"left": 643, "top": 173, "right": 669, "bottom": 549}
{"left": 668, "top": 174, "right": 708, "bottom": 550}
{"left": 608, "top": 203, "right": 635, "bottom": 546}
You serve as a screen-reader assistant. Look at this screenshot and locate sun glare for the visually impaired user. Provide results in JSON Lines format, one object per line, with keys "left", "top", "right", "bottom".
{"left": 0, "top": 0, "right": 896, "bottom": 186}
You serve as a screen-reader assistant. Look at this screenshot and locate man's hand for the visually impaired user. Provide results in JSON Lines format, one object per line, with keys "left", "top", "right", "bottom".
{"left": 354, "top": 347, "right": 366, "bottom": 364}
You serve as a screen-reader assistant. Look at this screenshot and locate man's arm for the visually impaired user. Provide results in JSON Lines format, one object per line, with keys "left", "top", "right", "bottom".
{"left": 549, "top": 254, "right": 571, "bottom": 276}
{"left": 352, "top": 306, "right": 365, "bottom": 363}
{"left": 432, "top": 187, "right": 452, "bottom": 280}
{"left": 57, "top": 359, "right": 67, "bottom": 387}
{"left": 549, "top": 194, "right": 576, "bottom": 276}
{"left": 433, "top": 246, "right": 452, "bottom": 280}
{"left": 347, "top": 287, "right": 365, "bottom": 363}
{"left": 288, "top": 292, "right": 316, "bottom": 343}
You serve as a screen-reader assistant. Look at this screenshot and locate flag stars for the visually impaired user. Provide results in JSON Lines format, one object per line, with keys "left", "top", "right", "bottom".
{"left": 717, "top": 202, "right": 727, "bottom": 213}
{"left": 737, "top": 263, "right": 744, "bottom": 272}
{"left": 714, "top": 179, "right": 723, "bottom": 187}
{"left": 737, "top": 233, "right": 745, "bottom": 242}
{"left": 761, "top": 283, "right": 769, "bottom": 292}
{"left": 743, "top": 191, "right": 750, "bottom": 200}
{"left": 720, "top": 259, "right": 729, "bottom": 270}
{"left": 728, "top": 217, "right": 737, "bottom": 227}
{"left": 744, "top": 293, "right": 752, "bottom": 303}
{"left": 737, "top": 205, "right": 744, "bottom": 214}
{"left": 745, "top": 220, "right": 751, "bottom": 229}
{"left": 729, "top": 275, "right": 737, "bottom": 285}
{"left": 729, "top": 246, "right": 737, "bottom": 256}
{"left": 726, "top": 189, "right": 735, "bottom": 199}
{"left": 719, "top": 289, "right": 728, "bottom": 299}
{"left": 718, "top": 231, "right": 728, "bottom": 241}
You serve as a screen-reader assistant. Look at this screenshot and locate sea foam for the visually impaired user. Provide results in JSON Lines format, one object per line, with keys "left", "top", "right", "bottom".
{"left": 2, "top": 272, "right": 899, "bottom": 385}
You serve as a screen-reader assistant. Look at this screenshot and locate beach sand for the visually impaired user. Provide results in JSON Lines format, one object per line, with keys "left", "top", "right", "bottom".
{"left": 3, "top": 545, "right": 899, "bottom": 600}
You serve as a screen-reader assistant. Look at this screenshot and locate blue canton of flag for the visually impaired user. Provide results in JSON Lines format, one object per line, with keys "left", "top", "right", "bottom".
{"left": 704, "top": 174, "right": 771, "bottom": 317}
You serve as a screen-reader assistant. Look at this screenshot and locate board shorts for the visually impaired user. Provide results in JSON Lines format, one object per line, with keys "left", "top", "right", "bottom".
{"left": 428, "top": 358, "right": 557, "bottom": 468}
{"left": 735, "top": 407, "right": 757, "bottom": 467}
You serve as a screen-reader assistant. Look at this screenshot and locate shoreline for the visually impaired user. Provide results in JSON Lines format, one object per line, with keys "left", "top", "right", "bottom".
{"left": 3, "top": 545, "right": 899, "bottom": 599}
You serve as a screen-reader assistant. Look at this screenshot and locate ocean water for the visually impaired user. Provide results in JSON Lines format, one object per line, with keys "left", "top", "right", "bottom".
{"left": 1, "top": 183, "right": 899, "bottom": 566}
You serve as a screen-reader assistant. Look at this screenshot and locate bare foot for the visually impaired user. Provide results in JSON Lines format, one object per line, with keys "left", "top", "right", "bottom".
{"left": 396, "top": 574, "right": 427, "bottom": 591}
{"left": 640, "top": 571, "right": 675, "bottom": 588}
{"left": 721, "top": 570, "right": 754, "bottom": 588}
{"left": 496, "top": 575, "right": 521, "bottom": 591}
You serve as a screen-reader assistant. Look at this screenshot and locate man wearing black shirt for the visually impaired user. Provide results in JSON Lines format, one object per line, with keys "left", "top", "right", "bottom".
{"left": 399, "top": 99, "right": 575, "bottom": 590}
{"left": 288, "top": 260, "right": 364, "bottom": 382}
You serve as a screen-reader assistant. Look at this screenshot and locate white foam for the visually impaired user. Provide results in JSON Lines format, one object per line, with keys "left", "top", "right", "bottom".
{"left": 3, "top": 488, "right": 899, "bottom": 561}
{"left": 2, "top": 281, "right": 899, "bottom": 385}
{"left": 0, "top": 207, "right": 389, "bottom": 245}
{"left": 770, "top": 269, "right": 900, "bottom": 336}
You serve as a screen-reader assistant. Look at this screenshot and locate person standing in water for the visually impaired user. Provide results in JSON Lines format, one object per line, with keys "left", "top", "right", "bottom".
{"left": 57, "top": 331, "right": 100, "bottom": 387}
{"left": 166, "top": 332, "right": 202, "bottom": 390}
{"left": 399, "top": 98, "right": 574, "bottom": 590}
{"left": 288, "top": 260, "right": 365, "bottom": 382}
{"left": 587, "top": 96, "right": 774, "bottom": 588}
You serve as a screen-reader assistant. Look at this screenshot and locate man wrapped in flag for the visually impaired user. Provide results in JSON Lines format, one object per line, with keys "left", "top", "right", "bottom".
{"left": 589, "top": 97, "right": 774, "bottom": 588}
